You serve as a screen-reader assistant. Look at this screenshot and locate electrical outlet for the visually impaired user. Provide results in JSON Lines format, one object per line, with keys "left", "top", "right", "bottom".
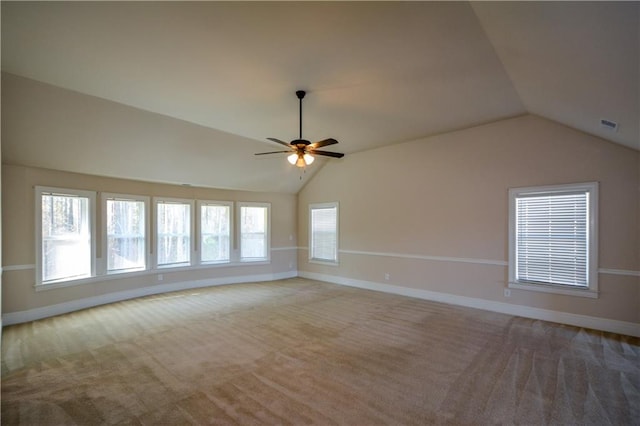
{"left": 504, "top": 288, "right": 511, "bottom": 298}
{"left": 158, "top": 274, "right": 163, "bottom": 282}
{"left": 384, "top": 273, "right": 390, "bottom": 281}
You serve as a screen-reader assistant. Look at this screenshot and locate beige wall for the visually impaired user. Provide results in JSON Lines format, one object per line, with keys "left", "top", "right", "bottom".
{"left": 2, "top": 114, "right": 638, "bottom": 332}
{"left": 298, "top": 115, "right": 640, "bottom": 326}
{"left": 1, "top": 73, "right": 314, "bottom": 194}
{"left": 2, "top": 164, "right": 297, "bottom": 315}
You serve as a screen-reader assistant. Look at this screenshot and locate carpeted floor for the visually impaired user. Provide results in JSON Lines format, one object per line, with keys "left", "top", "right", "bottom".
{"left": 2, "top": 278, "right": 639, "bottom": 425}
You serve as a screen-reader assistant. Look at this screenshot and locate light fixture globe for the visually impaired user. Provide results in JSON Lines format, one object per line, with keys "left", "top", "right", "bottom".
{"left": 287, "top": 152, "right": 315, "bottom": 168}
{"left": 303, "top": 153, "right": 315, "bottom": 165}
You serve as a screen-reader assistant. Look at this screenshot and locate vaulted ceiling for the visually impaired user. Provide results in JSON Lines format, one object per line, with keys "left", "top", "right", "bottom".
{"left": 2, "top": 2, "right": 638, "bottom": 193}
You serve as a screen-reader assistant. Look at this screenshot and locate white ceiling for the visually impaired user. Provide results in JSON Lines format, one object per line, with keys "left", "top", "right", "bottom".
{"left": 2, "top": 2, "right": 638, "bottom": 193}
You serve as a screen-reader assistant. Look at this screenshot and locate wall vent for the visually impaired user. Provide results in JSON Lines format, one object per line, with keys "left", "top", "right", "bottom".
{"left": 600, "top": 118, "right": 618, "bottom": 132}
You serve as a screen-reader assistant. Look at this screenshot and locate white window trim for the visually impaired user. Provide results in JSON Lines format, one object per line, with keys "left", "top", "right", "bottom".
{"left": 153, "top": 197, "right": 195, "bottom": 269}
{"left": 508, "top": 182, "right": 599, "bottom": 298}
{"left": 197, "top": 200, "right": 233, "bottom": 265}
{"left": 309, "top": 202, "right": 339, "bottom": 266}
{"left": 32, "top": 188, "right": 273, "bottom": 290}
{"left": 238, "top": 202, "right": 271, "bottom": 262}
{"left": 101, "top": 192, "right": 150, "bottom": 275}
{"left": 35, "top": 186, "right": 97, "bottom": 287}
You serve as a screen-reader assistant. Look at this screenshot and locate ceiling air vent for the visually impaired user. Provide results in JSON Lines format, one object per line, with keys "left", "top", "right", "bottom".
{"left": 600, "top": 118, "right": 618, "bottom": 132}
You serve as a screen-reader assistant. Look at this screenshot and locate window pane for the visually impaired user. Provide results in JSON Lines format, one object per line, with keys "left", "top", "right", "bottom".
{"left": 107, "top": 199, "right": 146, "bottom": 272}
{"left": 311, "top": 206, "right": 337, "bottom": 262}
{"left": 42, "top": 194, "right": 91, "bottom": 282}
{"left": 201, "top": 204, "right": 230, "bottom": 262}
{"left": 240, "top": 206, "right": 267, "bottom": 260}
{"left": 157, "top": 202, "right": 191, "bottom": 266}
{"left": 515, "top": 192, "right": 588, "bottom": 287}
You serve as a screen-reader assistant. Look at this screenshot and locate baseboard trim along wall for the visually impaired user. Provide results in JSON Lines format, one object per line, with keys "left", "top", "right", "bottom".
{"left": 2, "top": 271, "right": 297, "bottom": 326}
{"left": 299, "top": 271, "right": 640, "bottom": 338}
{"left": 4, "top": 270, "right": 638, "bottom": 336}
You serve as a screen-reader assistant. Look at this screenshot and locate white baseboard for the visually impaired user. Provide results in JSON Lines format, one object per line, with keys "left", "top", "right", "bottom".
{"left": 299, "top": 271, "right": 640, "bottom": 338}
{"left": 2, "top": 271, "right": 297, "bottom": 326}
{"left": 5, "top": 270, "right": 638, "bottom": 338}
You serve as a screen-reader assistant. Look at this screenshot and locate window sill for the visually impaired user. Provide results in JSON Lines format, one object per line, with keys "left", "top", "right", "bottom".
{"left": 508, "top": 281, "right": 598, "bottom": 299}
{"left": 309, "top": 259, "right": 339, "bottom": 267}
{"left": 107, "top": 267, "right": 147, "bottom": 276}
{"left": 35, "top": 260, "right": 272, "bottom": 292}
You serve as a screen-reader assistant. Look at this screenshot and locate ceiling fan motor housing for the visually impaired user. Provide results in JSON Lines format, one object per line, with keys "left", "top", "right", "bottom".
{"left": 292, "top": 139, "right": 311, "bottom": 149}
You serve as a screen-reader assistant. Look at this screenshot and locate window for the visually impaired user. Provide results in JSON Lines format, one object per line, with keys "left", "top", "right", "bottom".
{"left": 36, "top": 187, "right": 96, "bottom": 285}
{"left": 34, "top": 186, "right": 272, "bottom": 287}
{"left": 508, "top": 182, "right": 598, "bottom": 297}
{"left": 239, "top": 203, "right": 270, "bottom": 261}
{"left": 309, "top": 203, "right": 339, "bottom": 264}
{"left": 155, "top": 198, "right": 193, "bottom": 267}
{"left": 104, "top": 194, "right": 148, "bottom": 274}
{"left": 199, "top": 201, "right": 232, "bottom": 263}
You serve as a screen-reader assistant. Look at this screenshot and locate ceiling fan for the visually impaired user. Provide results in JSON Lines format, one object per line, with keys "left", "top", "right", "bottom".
{"left": 255, "top": 90, "right": 344, "bottom": 167}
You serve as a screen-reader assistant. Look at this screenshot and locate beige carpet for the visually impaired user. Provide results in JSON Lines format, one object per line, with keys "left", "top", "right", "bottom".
{"left": 2, "top": 278, "right": 639, "bottom": 425}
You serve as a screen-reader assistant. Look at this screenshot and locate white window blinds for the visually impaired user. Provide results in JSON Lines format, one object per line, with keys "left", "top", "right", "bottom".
{"left": 515, "top": 191, "right": 589, "bottom": 287}
{"left": 310, "top": 204, "right": 338, "bottom": 262}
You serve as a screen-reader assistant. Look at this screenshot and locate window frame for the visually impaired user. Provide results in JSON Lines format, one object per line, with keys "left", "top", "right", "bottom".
{"left": 508, "top": 182, "right": 599, "bottom": 298}
{"left": 154, "top": 197, "right": 195, "bottom": 269}
{"left": 35, "top": 186, "right": 97, "bottom": 287}
{"left": 309, "top": 202, "right": 339, "bottom": 265}
{"left": 101, "top": 193, "right": 150, "bottom": 275}
{"left": 238, "top": 202, "right": 271, "bottom": 263}
{"left": 197, "top": 200, "right": 233, "bottom": 265}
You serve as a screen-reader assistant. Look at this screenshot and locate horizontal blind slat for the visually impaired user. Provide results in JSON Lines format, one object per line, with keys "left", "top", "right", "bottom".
{"left": 515, "top": 191, "right": 588, "bottom": 287}
{"left": 311, "top": 207, "right": 337, "bottom": 261}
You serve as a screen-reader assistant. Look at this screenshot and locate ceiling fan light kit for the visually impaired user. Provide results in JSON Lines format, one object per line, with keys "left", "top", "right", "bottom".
{"left": 287, "top": 152, "right": 315, "bottom": 167}
{"left": 256, "top": 90, "right": 344, "bottom": 168}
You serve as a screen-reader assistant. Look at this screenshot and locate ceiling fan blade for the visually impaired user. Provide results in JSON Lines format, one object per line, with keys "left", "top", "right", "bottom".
{"left": 266, "top": 138, "right": 292, "bottom": 147}
{"left": 310, "top": 150, "right": 345, "bottom": 158}
{"left": 308, "top": 138, "right": 338, "bottom": 150}
{"left": 254, "top": 150, "right": 292, "bottom": 156}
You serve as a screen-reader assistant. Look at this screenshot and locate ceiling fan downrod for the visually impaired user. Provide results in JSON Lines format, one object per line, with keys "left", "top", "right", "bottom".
{"left": 296, "top": 90, "right": 305, "bottom": 141}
